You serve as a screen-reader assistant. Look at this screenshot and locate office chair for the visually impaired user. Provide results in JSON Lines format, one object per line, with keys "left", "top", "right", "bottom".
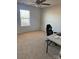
{"left": 46, "top": 24, "right": 53, "bottom": 36}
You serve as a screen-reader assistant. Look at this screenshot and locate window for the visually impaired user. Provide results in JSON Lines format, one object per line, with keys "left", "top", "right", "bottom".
{"left": 20, "top": 10, "right": 30, "bottom": 26}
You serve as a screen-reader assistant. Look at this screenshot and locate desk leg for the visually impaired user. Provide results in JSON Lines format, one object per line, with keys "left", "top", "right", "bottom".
{"left": 46, "top": 40, "right": 48, "bottom": 53}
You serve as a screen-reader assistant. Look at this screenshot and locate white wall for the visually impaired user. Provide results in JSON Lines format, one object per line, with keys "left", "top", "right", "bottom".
{"left": 17, "top": 3, "right": 41, "bottom": 33}
{"left": 41, "top": 5, "right": 61, "bottom": 32}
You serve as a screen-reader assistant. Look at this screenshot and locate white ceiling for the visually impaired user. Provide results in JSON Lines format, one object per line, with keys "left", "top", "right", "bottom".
{"left": 17, "top": 0, "right": 61, "bottom": 8}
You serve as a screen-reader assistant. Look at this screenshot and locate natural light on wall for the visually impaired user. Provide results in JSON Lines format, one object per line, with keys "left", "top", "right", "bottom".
{"left": 20, "top": 10, "right": 30, "bottom": 26}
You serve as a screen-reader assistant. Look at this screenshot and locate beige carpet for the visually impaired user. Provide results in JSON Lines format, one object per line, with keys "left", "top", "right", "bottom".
{"left": 17, "top": 31, "right": 60, "bottom": 59}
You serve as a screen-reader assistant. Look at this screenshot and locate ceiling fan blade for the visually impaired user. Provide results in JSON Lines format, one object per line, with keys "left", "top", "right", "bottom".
{"left": 40, "top": 0, "right": 46, "bottom": 3}
{"left": 42, "top": 3, "right": 51, "bottom": 5}
{"left": 36, "top": 0, "right": 46, "bottom": 4}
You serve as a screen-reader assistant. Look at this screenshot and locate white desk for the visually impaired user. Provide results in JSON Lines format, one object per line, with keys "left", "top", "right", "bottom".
{"left": 46, "top": 34, "right": 61, "bottom": 53}
{"left": 47, "top": 34, "right": 61, "bottom": 45}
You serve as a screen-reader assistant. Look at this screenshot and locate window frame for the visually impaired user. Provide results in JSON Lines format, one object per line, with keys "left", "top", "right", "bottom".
{"left": 20, "top": 9, "right": 30, "bottom": 27}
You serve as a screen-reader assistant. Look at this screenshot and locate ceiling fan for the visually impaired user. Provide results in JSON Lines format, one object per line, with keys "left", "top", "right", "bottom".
{"left": 26, "top": 0, "right": 51, "bottom": 7}
{"left": 35, "top": 0, "right": 51, "bottom": 5}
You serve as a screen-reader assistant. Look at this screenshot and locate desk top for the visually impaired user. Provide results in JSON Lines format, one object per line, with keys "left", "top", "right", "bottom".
{"left": 47, "top": 34, "right": 61, "bottom": 45}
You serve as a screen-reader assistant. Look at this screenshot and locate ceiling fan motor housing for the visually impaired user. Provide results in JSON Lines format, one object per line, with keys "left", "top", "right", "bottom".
{"left": 36, "top": 0, "right": 46, "bottom": 4}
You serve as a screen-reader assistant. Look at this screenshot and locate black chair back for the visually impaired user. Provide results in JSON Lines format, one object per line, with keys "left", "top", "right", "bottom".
{"left": 46, "top": 24, "right": 53, "bottom": 36}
